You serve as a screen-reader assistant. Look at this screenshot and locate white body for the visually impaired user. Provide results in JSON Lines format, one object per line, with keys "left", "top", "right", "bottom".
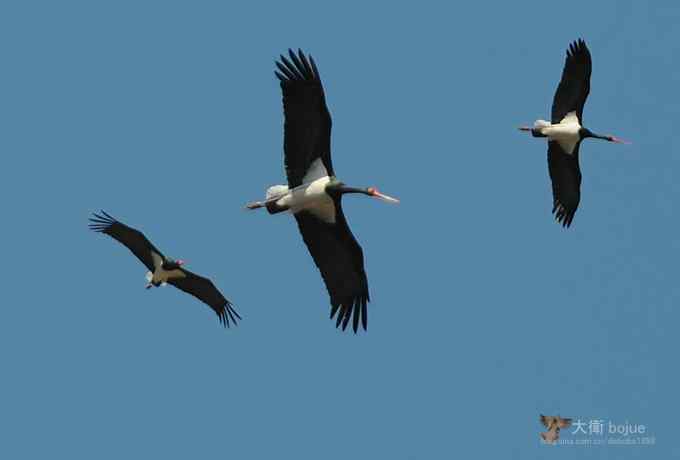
{"left": 534, "top": 111, "right": 581, "bottom": 155}
{"left": 265, "top": 159, "right": 337, "bottom": 223}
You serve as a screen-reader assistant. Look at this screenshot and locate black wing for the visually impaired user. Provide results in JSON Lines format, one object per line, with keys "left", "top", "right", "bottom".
{"left": 294, "top": 208, "right": 369, "bottom": 333}
{"left": 547, "top": 141, "right": 582, "bottom": 228}
{"left": 551, "top": 39, "right": 592, "bottom": 123}
{"left": 275, "top": 49, "right": 333, "bottom": 188}
{"left": 89, "top": 210, "right": 164, "bottom": 271}
{"left": 169, "top": 269, "right": 241, "bottom": 328}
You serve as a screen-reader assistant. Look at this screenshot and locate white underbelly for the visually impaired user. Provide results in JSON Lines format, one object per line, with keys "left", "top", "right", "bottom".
{"left": 543, "top": 124, "right": 580, "bottom": 155}
{"left": 540, "top": 112, "right": 581, "bottom": 155}
{"left": 278, "top": 176, "right": 337, "bottom": 223}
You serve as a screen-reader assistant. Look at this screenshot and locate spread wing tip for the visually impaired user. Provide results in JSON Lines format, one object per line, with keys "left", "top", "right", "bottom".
{"left": 330, "top": 294, "right": 369, "bottom": 333}
{"left": 552, "top": 202, "right": 576, "bottom": 228}
{"left": 274, "top": 48, "right": 319, "bottom": 83}
{"left": 88, "top": 210, "right": 117, "bottom": 232}
{"left": 567, "top": 38, "right": 589, "bottom": 57}
{"left": 217, "top": 301, "right": 242, "bottom": 328}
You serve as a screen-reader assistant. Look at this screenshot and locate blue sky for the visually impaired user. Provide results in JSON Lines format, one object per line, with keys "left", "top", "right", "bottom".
{"left": 1, "top": 1, "right": 677, "bottom": 458}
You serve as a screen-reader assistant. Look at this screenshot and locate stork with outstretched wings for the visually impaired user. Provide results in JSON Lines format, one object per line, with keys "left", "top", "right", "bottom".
{"left": 246, "top": 49, "right": 398, "bottom": 333}
{"left": 89, "top": 211, "right": 240, "bottom": 327}
{"left": 519, "top": 39, "right": 629, "bottom": 227}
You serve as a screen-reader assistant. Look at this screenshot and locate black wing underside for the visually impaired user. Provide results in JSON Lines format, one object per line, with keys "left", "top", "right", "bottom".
{"left": 169, "top": 269, "right": 241, "bottom": 327}
{"left": 275, "top": 49, "right": 334, "bottom": 188}
{"left": 294, "top": 208, "right": 369, "bottom": 333}
{"left": 89, "top": 210, "right": 163, "bottom": 271}
{"left": 547, "top": 142, "right": 582, "bottom": 228}
{"left": 551, "top": 39, "right": 592, "bottom": 123}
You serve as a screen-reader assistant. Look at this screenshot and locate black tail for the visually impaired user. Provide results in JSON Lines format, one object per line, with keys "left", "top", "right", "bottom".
{"left": 265, "top": 201, "right": 289, "bottom": 214}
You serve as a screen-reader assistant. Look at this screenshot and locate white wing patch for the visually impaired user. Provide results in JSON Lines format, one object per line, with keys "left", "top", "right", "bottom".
{"left": 560, "top": 111, "right": 580, "bottom": 125}
{"left": 302, "top": 158, "right": 329, "bottom": 184}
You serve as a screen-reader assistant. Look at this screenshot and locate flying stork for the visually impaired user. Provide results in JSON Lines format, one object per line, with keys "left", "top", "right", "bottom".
{"left": 519, "top": 39, "right": 629, "bottom": 227}
{"left": 246, "top": 49, "right": 399, "bottom": 333}
{"left": 89, "top": 211, "right": 240, "bottom": 327}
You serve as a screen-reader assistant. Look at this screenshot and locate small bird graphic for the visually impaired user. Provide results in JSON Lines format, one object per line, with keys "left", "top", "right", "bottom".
{"left": 540, "top": 415, "right": 572, "bottom": 444}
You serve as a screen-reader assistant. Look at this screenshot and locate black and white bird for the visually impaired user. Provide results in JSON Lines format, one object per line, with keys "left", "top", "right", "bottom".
{"left": 89, "top": 211, "right": 240, "bottom": 327}
{"left": 246, "top": 49, "right": 398, "bottom": 333}
{"left": 519, "top": 39, "right": 629, "bottom": 228}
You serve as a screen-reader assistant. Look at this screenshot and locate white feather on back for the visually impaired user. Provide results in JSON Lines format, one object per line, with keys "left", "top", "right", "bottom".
{"left": 266, "top": 185, "right": 289, "bottom": 199}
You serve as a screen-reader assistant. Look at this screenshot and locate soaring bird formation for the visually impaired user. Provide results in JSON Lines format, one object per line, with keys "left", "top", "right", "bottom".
{"left": 90, "top": 39, "right": 627, "bottom": 334}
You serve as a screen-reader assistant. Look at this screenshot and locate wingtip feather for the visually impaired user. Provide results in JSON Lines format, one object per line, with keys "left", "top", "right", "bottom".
{"left": 89, "top": 210, "right": 117, "bottom": 232}
{"left": 217, "top": 301, "right": 241, "bottom": 329}
{"left": 330, "top": 294, "right": 369, "bottom": 333}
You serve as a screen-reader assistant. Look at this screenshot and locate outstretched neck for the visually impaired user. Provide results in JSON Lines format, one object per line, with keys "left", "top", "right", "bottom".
{"left": 581, "top": 128, "right": 610, "bottom": 141}
{"left": 337, "top": 185, "right": 370, "bottom": 196}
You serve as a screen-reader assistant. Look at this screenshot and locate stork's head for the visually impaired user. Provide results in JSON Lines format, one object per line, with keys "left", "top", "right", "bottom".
{"left": 164, "top": 259, "right": 186, "bottom": 270}
{"left": 365, "top": 187, "right": 400, "bottom": 204}
{"left": 580, "top": 128, "right": 631, "bottom": 144}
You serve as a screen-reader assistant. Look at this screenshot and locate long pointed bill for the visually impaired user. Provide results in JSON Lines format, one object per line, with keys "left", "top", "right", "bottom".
{"left": 518, "top": 126, "right": 532, "bottom": 132}
{"left": 609, "top": 136, "right": 631, "bottom": 144}
{"left": 368, "top": 187, "right": 400, "bottom": 204}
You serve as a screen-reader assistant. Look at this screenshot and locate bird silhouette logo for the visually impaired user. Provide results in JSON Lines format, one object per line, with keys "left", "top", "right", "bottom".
{"left": 540, "top": 415, "right": 572, "bottom": 444}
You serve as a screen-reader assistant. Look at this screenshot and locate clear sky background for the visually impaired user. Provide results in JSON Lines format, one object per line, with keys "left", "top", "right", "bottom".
{"left": 1, "top": 1, "right": 677, "bottom": 458}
